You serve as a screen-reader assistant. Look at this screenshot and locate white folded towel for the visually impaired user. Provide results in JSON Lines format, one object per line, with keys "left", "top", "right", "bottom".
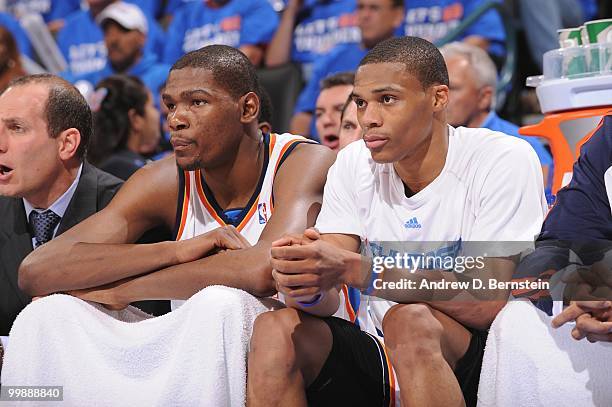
{"left": 1, "top": 286, "right": 281, "bottom": 407}
{"left": 478, "top": 300, "right": 612, "bottom": 407}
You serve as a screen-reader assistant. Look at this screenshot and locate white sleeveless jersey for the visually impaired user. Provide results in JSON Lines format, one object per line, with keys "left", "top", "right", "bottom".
{"left": 171, "top": 133, "right": 313, "bottom": 309}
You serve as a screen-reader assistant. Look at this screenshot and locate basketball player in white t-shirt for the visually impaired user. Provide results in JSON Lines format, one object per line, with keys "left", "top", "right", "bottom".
{"left": 247, "top": 37, "right": 547, "bottom": 407}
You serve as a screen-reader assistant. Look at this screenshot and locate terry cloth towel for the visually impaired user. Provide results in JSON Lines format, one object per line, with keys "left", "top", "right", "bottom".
{"left": 1, "top": 286, "right": 281, "bottom": 407}
{"left": 477, "top": 300, "right": 612, "bottom": 407}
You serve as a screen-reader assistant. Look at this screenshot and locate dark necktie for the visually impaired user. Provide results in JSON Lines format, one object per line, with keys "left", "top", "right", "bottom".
{"left": 29, "top": 210, "right": 61, "bottom": 248}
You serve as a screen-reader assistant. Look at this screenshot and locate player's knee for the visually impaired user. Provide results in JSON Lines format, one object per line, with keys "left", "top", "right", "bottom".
{"left": 383, "top": 303, "right": 443, "bottom": 351}
{"left": 250, "top": 308, "right": 302, "bottom": 364}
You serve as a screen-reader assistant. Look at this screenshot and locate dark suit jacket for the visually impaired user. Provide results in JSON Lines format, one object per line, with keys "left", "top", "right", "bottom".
{"left": 0, "top": 162, "right": 169, "bottom": 336}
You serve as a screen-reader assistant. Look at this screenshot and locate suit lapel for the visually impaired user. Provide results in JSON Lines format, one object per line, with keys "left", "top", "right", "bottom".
{"left": 57, "top": 162, "right": 98, "bottom": 236}
{"left": 0, "top": 199, "right": 33, "bottom": 306}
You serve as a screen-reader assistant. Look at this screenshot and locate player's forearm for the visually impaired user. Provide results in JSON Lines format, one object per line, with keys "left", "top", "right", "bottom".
{"left": 265, "top": 4, "right": 298, "bottom": 66}
{"left": 240, "top": 45, "right": 264, "bottom": 67}
{"left": 116, "top": 244, "right": 276, "bottom": 303}
{"left": 18, "top": 240, "right": 179, "bottom": 296}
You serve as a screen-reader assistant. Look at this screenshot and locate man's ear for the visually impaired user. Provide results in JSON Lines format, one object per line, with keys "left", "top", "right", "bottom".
{"left": 239, "top": 91, "right": 260, "bottom": 124}
{"left": 478, "top": 85, "right": 494, "bottom": 112}
{"left": 432, "top": 84, "right": 449, "bottom": 112}
{"left": 57, "top": 128, "right": 81, "bottom": 161}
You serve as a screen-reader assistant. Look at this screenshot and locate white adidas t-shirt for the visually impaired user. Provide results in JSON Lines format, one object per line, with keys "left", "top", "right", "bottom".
{"left": 316, "top": 126, "right": 548, "bottom": 336}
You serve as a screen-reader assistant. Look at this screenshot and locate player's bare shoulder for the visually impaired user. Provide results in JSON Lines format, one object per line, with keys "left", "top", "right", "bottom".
{"left": 278, "top": 140, "right": 336, "bottom": 179}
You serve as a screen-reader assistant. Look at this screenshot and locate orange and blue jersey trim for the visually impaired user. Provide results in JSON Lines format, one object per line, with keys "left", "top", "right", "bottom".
{"left": 342, "top": 285, "right": 361, "bottom": 324}
{"left": 270, "top": 136, "right": 318, "bottom": 210}
{"left": 174, "top": 168, "right": 191, "bottom": 241}
{"left": 193, "top": 133, "right": 271, "bottom": 230}
{"left": 195, "top": 170, "right": 263, "bottom": 232}
{"left": 195, "top": 170, "right": 226, "bottom": 227}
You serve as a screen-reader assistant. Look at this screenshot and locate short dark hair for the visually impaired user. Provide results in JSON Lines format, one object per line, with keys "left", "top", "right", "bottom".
{"left": 257, "top": 85, "right": 273, "bottom": 126}
{"left": 359, "top": 36, "right": 449, "bottom": 88}
{"left": 7, "top": 73, "right": 92, "bottom": 160}
{"left": 170, "top": 45, "right": 260, "bottom": 99}
{"left": 90, "top": 75, "right": 149, "bottom": 166}
{"left": 320, "top": 71, "right": 355, "bottom": 91}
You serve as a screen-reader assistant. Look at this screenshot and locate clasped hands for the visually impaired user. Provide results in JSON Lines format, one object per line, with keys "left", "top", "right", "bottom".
{"left": 270, "top": 228, "right": 366, "bottom": 303}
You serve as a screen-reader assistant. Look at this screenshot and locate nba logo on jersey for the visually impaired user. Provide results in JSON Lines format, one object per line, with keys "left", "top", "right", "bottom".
{"left": 258, "top": 203, "right": 268, "bottom": 224}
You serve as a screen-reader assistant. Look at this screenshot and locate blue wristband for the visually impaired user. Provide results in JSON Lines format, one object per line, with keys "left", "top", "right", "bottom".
{"left": 297, "top": 293, "right": 324, "bottom": 307}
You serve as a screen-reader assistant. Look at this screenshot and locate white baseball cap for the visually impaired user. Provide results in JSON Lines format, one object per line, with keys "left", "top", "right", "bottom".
{"left": 96, "top": 2, "right": 148, "bottom": 34}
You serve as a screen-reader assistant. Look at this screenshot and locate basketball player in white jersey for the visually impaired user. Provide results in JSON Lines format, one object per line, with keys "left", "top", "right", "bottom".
{"left": 19, "top": 45, "right": 335, "bottom": 309}
{"left": 246, "top": 37, "right": 547, "bottom": 407}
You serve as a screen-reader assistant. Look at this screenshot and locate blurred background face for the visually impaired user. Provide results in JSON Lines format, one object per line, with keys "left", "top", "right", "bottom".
{"left": 315, "top": 84, "right": 353, "bottom": 152}
{"left": 445, "top": 54, "right": 487, "bottom": 128}
{"left": 103, "top": 21, "right": 145, "bottom": 72}
{"left": 339, "top": 100, "right": 361, "bottom": 150}
{"left": 136, "top": 92, "right": 161, "bottom": 154}
{"left": 357, "top": 0, "right": 404, "bottom": 48}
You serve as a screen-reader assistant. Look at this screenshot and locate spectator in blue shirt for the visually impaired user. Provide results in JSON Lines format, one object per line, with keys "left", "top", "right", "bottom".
{"left": 403, "top": 0, "right": 506, "bottom": 63}
{"left": 56, "top": 0, "right": 165, "bottom": 77}
{"left": 440, "top": 42, "right": 553, "bottom": 197}
{"left": 290, "top": 0, "right": 404, "bottom": 137}
{"left": 265, "top": 0, "right": 360, "bottom": 80}
{"left": 5, "top": 0, "right": 81, "bottom": 34}
{"left": 71, "top": 2, "right": 170, "bottom": 108}
{"left": 162, "top": 0, "right": 279, "bottom": 67}
{"left": 0, "top": 12, "right": 33, "bottom": 59}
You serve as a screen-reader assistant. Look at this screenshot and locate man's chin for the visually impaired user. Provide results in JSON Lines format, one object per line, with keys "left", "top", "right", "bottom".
{"left": 175, "top": 157, "right": 202, "bottom": 172}
{"left": 369, "top": 149, "right": 395, "bottom": 164}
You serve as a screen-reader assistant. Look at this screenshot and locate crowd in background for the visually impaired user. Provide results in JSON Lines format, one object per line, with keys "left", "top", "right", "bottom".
{"left": 0, "top": 0, "right": 610, "bottom": 179}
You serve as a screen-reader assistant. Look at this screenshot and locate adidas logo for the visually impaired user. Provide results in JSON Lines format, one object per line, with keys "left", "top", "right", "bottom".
{"left": 404, "top": 217, "right": 422, "bottom": 229}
